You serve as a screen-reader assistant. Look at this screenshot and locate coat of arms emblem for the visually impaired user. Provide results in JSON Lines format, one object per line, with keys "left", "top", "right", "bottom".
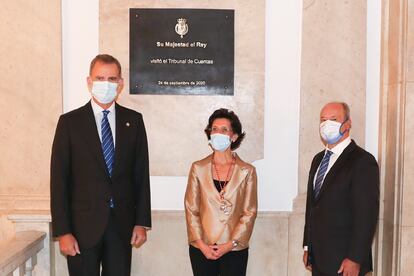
{"left": 175, "top": 18, "right": 188, "bottom": 38}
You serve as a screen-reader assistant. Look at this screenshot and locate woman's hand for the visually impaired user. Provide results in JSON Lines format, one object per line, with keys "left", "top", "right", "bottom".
{"left": 211, "top": 241, "right": 233, "bottom": 259}
{"left": 195, "top": 240, "right": 218, "bottom": 260}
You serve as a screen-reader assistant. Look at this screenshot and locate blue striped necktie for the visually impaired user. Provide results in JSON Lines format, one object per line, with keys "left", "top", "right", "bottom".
{"left": 101, "top": 110, "right": 115, "bottom": 177}
{"left": 314, "top": 150, "right": 333, "bottom": 198}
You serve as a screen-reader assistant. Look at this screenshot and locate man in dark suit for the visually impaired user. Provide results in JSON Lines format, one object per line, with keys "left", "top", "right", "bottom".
{"left": 51, "top": 54, "right": 151, "bottom": 276}
{"left": 302, "top": 102, "right": 379, "bottom": 276}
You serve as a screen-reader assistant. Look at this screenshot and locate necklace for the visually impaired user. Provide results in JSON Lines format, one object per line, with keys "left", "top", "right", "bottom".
{"left": 212, "top": 153, "right": 236, "bottom": 200}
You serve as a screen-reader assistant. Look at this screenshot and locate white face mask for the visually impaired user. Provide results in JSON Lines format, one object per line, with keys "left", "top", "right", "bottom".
{"left": 210, "top": 133, "right": 231, "bottom": 152}
{"left": 320, "top": 120, "right": 347, "bottom": 144}
{"left": 91, "top": 81, "right": 118, "bottom": 104}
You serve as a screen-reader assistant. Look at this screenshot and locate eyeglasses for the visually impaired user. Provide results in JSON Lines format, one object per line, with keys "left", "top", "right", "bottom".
{"left": 210, "top": 126, "right": 232, "bottom": 134}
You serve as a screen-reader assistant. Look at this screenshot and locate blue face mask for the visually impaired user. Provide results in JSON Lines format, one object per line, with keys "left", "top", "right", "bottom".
{"left": 319, "top": 119, "right": 348, "bottom": 144}
{"left": 91, "top": 81, "right": 118, "bottom": 104}
{"left": 210, "top": 133, "right": 231, "bottom": 152}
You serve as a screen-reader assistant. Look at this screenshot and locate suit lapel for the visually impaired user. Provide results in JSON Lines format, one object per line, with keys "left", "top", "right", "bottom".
{"left": 315, "top": 140, "right": 357, "bottom": 202}
{"left": 79, "top": 102, "right": 110, "bottom": 180}
{"left": 309, "top": 152, "right": 324, "bottom": 203}
{"left": 111, "top": 103, "right": 127, "bottom": 177}
{"left": 224, "top": 154, "right": 249, "bottom": 197}
{"left": 197, "top": 155, "right": 222, "bottom": 202}
{"left": 197, "top": 153, "right": 249, "bottom": 202}
{"left": 310, "top": 153, "right": 324, "bottom": 184}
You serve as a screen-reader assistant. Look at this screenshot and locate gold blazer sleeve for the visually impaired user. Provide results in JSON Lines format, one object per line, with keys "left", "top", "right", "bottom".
{"left": 230, "top": 167, "right": 258, "bottom": 247}
{"left": 184, "top": 163, "right": 203, "bottom": 243}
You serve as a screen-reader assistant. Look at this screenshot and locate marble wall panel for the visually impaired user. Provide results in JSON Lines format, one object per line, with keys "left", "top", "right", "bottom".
{"left": 0, "top": 1, "right": 62, "bottom": 196}
{"left": 287, "top": 194, "right": 310, "bottom": 276}
{"left": 402, "top": 83, "right": 414, "bottom": 227}
{"left": 386, "top": 0, "right": 403, "bottom": 85}
{"left": 382, "top": 84, "right": 399, "bottom": 224}
{"left": 377, "top": 1, "right": 414, "bottom": 274}
{"left": 377, "top": 219, "right": 397, "bottom": 275}
{"left": 247, "top": 213, "right": 289, "bottom": 275}
{"left": 298, "top": 0, "right": 367, "bottom": 193}
{"left": 407, "top": 0, "right": 414, "bottom": 81}
{"left": 99, "top": 0, "right": 265, "bottom": 175}
{"left": 0, "top": 195, "right": 49, "bottom": 211}
{"left": 400, "top": 226, "right": 414, "bottom": 275}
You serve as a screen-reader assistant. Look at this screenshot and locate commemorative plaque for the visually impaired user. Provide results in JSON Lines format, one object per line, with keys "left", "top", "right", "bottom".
{"left": 130, "top": 9, "right": 234, "bottom": 95}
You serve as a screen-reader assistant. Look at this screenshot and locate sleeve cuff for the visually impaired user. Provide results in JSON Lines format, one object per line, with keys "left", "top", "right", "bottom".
{"left": 135, "top": 225, "right": 151, "bottom": 231}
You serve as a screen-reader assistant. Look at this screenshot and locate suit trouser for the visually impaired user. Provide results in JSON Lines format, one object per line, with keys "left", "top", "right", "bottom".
{"left": 67, "top": 211, "right": 132, "bottom": 276}
{"left": 311, "top": 268, "right": 335, "bottom": 276}
{"left": 310, "top": 250, "right": 371, "bottom": 276}
{"left": 189, "top": 245, "right": 248, "bottom": 276}
{"left": 312, "top": 263, "right": 370, "bottom": 276}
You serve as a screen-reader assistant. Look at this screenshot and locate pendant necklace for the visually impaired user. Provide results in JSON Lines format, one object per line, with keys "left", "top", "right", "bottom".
{"left": 212, "top": 153, "right": 235, "bottom": 215}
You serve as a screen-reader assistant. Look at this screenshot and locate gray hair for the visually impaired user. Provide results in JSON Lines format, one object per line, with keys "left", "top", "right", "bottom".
{"left": 340, "top": 102, "right": 350, "bottom": 120}
{"left": 324, "top": 102, "right": 351, "bottom": 120}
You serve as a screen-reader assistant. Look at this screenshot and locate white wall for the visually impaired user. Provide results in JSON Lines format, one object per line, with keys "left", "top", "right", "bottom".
{"left": 62, "top": 0, "right": 380, "bottom": 211}
{"left": 254, "top": 0, "right": 302, "bottom": 210}
{"left": 62, "top": 0, "right": 99, "bottom": 109}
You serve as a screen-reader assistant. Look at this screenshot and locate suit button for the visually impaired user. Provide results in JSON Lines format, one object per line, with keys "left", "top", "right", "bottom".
{"left": 107, "top": 197, "right": 115, "bottom": 208}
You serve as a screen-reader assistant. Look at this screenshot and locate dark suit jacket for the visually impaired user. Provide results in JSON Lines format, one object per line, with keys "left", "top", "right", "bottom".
{"left": 50, "top": 101, "right": 151, "bottom": 249}
{"left": 303, "top": 140, "right": 379, "bottom": 276}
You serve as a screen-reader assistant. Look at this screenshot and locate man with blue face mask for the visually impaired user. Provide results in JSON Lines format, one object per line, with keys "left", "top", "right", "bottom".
{"left": 302, "top": 102, "right": 379, "bottom": 276}
{"left": 51, "top": 54, "right": 151, "bottom": 276}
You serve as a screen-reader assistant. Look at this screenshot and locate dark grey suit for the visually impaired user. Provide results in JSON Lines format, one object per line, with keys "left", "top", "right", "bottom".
{"left": 303, "top": 140, "right": 379, "bottom": 276}
{"left": 51, "top": 101, "right": 151, "bottom": 275}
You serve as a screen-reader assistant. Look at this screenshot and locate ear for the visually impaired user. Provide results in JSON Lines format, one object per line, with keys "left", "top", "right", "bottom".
{"left": 231, "top": 134, "right": 238, "bottom": 142}
{"left": 341, "top": 118, "right": 352, "bottom": 133}
{"left": 87, "top": 76, "right": 93, "bottom": 92}
{"left": 346, "top": 118, "right": 352, "bottom": 130}
{"left": 116, "top": 78, "right": 124, "bottom": 95}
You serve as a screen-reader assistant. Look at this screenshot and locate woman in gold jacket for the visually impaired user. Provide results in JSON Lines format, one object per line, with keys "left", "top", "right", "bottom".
{"left": 185, "top": 108, "right": 258, "bottom": 276}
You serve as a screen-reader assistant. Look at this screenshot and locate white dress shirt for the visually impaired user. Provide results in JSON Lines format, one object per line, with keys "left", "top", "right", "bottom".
{"left": 91, "top": 99, "right": 116, "bottom": 146}
{"left": 313, "top": 136, "right": 352, "bottom": 187}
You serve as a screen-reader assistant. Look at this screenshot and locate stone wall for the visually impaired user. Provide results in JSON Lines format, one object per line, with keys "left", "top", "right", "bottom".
{"left": 0, "top": 1, "right": 62, "bottom": 202}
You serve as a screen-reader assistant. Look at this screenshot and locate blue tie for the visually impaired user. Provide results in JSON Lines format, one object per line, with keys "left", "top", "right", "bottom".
{"left": 314, "top": 150, "right": 333, "bottom": 198}
{"left": 101, "top": 110, "right": 115, "bottom": 177}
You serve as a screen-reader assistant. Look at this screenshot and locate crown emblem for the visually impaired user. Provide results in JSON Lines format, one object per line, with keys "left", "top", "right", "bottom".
{"left": 175, "top": 18, "right": 189, "bottom": 38}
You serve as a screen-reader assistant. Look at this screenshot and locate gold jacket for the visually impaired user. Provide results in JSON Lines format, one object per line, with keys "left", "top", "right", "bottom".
{"left": 184, "top": 153, "right": 258, "bottom": 250}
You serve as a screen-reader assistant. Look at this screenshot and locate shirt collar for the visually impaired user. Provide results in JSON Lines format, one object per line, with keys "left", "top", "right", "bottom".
{"left": 325, "top": 136, "right": 351, "bottom": 156}
{"left": 91, "top": 98, "right": 115, "bottom": 116}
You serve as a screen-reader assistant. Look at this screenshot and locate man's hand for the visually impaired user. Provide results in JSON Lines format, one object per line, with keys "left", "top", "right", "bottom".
{"left": 130, "top": 226, "right": 147, "bottom": 248}
{"left": 195, "top": 240, "right": 218, "bottom": 260}
{"left": 303, "top": 251, "right": 312, "bottom": 271}
{"left": 337, "top": 258, "right": 360, "bottom": 276}
{"left": 210, "top": 242, "right": 233, "bottom": 259}
{"left": 59, "top": 233, "right": 80, "bottom": 256}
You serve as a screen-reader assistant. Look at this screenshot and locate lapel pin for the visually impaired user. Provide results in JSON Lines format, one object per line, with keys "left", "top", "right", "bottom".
{"left": 126, "top": 122, "right": 130, "bottom": 127}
